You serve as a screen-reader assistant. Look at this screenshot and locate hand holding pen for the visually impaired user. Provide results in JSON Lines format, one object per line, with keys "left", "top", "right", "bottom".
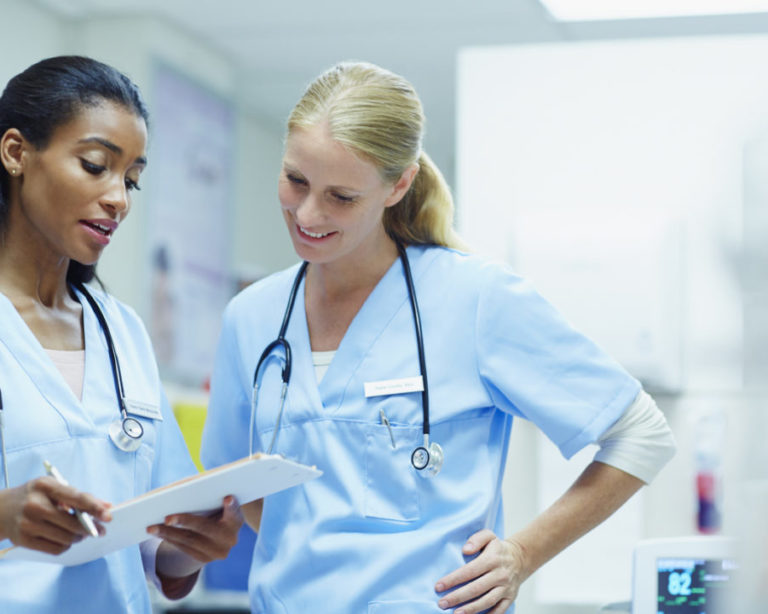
{"left": 0, "top": 462, "right": 111, "bottom": 555}
{"left": 43, "top": 461, "right": 100, "bottom": 538}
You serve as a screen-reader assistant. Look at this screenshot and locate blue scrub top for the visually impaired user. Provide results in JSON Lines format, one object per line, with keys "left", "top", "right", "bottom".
{"left": 0, "top": 287, "right": 196, "bottom": 614}
{"left": 201, "top": 245, "right": 640, "bottom": 614}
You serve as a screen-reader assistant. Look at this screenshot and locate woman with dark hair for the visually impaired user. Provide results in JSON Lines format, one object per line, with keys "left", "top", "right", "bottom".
{"left": 0, "top": 56, "right": 243, "bottom": 612}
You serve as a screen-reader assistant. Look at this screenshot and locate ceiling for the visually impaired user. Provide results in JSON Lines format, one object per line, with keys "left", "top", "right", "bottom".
{"left": 32, "top": 0, "right": 768, "bottom": 182}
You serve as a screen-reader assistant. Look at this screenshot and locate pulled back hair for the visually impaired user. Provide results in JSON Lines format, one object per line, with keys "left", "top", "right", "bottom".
{"left": 0, "top": 55, "right": 149, "bottom": 285}
{"left": 286, "top": 61, "right": 463, "bottom": 249}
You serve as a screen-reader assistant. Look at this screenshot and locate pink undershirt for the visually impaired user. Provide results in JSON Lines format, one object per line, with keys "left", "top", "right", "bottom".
{"left": 44, "top": 348, "right": 85, "bottom": 400}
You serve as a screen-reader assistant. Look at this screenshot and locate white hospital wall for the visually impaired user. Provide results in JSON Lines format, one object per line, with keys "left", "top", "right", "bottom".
{"left": 457, "top": 36, "right": 768, "bottom": 612}
{"left": 232, "top": 112, "right": 290, "bottom": 280}
{"left": 0, "top": 2, "right": 62, "bottom": 79}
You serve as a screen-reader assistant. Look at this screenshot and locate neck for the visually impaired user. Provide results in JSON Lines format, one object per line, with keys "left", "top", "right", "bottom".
{"left": 306, "top": 237, "right": 400, "bottom": 302}
{"left": 0, "top": 241, "right": 72, "bottom": 308}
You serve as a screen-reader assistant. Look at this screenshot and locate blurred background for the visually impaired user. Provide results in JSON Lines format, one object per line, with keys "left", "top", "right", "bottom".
{"left": 2, "top": 1, "right": 767, "bottom": 612}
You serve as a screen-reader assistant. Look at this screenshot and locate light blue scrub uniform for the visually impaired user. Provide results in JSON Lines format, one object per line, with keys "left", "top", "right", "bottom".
{"left": 201, "top": 245, "right": 641, "bottom": 614}
{"left": 0, "top": 287, "right": 196, "bottom": 614}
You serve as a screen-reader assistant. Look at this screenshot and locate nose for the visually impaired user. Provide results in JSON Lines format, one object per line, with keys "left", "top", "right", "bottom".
{"left": 100, "top": 177, "right": 130, "bottom": 218}
{"left": 293, "top": 191, "right": 324, "bottom": 227}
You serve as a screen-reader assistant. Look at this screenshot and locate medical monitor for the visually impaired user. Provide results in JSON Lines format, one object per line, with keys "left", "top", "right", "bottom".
{"left": 632, "top": 536, "right": 737, "bottom": 614}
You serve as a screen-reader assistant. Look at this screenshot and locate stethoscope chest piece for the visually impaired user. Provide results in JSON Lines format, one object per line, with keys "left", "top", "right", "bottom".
{"left": 411, "top": 440, "right": 444, "bottom": 477}
{"left": 109, "top": 416, "right": 144, "bottom": 452}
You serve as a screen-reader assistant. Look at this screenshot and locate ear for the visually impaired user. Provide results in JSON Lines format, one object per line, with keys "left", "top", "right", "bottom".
{"left": 383, "top": 163, "right": 420, "bottom": 208}
{"left": 0, "top": 128, "right": 27, "bottom": 176}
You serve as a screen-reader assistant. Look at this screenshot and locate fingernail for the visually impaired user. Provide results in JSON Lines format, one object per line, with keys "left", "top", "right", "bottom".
{"left": 147, "top": 526, "right": 158, "bottom": 535}
{"left": 438, "top": 599, "right": 448, "bottom": 609}
{"left": 435, "top": 582, "right": 445, "bottom": 592}
{"left": 463, "top": 541, "right": 473, "bottom": 551}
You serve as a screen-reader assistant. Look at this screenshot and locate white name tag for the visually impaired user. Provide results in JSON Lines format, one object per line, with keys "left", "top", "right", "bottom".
{"left": 364, "top": 376, "right": 424, "bottom": 398}
{"left": 124, "top": 398, "right": 163, "bottom": 421}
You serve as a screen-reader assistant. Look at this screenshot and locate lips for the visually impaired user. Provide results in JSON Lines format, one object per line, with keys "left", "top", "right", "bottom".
{"left": 82, "top": 221, "right": 115, "bottom": 236}
{"left": 298, "top": 225, "right": 334, "bottom": 240}
{"left": 80, "top": 219, "right": 118, "bottom": 246}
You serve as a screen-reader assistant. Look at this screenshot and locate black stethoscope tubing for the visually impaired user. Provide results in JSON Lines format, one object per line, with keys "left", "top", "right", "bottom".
{"left": 75, "top": 284, "right": 144, "bottom": 451}
{"left": 397, "top": 241, "right": 430, "bottom": 438}
{"left": 252, "top": 261, "right": 308, "bottom": 391}
{"left": 76, "top": 284, "right": 126, "bottom": 414}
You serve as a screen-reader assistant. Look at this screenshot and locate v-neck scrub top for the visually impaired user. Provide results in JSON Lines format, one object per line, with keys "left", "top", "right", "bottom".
{"left": 0, "top": 286, "right": 196, "bottom": 614}
{"left": 200, "top": 245, "right": 641, "bottom": 614}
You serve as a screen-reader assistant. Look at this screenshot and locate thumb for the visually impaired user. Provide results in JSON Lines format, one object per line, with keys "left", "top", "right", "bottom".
{"left": 221, "top": 495, "right": 244, "bottom": 526}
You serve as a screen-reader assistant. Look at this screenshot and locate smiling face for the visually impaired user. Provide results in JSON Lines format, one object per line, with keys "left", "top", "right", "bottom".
{"left": 3, "top": 100, "right": 147, "bottom": 267}
{"left": 278, "top": 122, "right": 411, "bottom": 269}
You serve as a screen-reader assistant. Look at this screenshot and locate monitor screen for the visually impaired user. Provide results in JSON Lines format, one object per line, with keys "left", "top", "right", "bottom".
{"left": 632, "top": 536, "right": 737, "bottom": 614}
{"left": 656, "top": 556, "right": 737, "bottom": 613}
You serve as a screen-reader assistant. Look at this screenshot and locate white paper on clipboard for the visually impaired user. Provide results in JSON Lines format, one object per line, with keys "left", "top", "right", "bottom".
{"left": 0, "top": 454, "right": 321, "bottom": 566}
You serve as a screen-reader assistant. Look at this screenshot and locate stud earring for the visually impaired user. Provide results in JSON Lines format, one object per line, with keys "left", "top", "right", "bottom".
{"left": 9, "top": 169, "right": 16, "bottom": 176}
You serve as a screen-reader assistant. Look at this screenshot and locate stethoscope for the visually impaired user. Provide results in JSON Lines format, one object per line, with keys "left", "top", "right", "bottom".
{"left": 0, "top": 284, "right": 144, "bottom": 489}
{"left": 251, "top": 241, "right": 444, "bottom": 477}
{"left": 75, "top": 284, "right": 145, "bottom": 454}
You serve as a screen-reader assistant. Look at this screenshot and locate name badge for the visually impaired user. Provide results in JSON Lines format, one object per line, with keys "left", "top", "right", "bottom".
{"left": 124, "top": 398, "right": 163, "bottom": 421}
{"left": 364, "top": 376, "right": 424, "bottom": 398}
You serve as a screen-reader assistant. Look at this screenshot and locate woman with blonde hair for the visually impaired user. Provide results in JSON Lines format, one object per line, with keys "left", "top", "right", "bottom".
{"left": 202, "top": 61, "right": 675, "bottom": 613}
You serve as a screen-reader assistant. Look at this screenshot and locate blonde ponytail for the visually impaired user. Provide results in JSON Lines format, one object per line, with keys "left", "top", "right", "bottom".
{"left": 384, "top": 151, "right": 463, "bottom": 249}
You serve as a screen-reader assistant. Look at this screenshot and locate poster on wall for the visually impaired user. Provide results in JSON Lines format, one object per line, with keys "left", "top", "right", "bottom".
{"left": 146, "top": 62, "right": 235, "bottom": 385}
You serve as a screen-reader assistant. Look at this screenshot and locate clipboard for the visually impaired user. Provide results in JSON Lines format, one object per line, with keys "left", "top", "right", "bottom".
{"left": 0, "top": 454, "right": 321, "bottom": 566}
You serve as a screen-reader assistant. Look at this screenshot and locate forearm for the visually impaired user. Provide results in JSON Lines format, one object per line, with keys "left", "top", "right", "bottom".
{"left": 509, "top": 460, "right": 644, "bottom": 581}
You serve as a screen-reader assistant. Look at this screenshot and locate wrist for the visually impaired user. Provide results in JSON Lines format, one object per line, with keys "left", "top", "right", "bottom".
{"left": 505, "top": 536, "right": 535, "bottom": 583}
{"left": 156, "top": 541, "right": 203, "bottom": 600}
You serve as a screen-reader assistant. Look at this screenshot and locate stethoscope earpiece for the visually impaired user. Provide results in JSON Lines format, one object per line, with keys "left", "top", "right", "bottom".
{"left": 108, "top": 416, "right": 144, "bottom": 452}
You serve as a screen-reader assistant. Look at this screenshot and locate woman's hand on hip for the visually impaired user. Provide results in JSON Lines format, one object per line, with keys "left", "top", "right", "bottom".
{"left": 434, "top": 529, "right": 530, "bottom": 614}
{"left": 0, "top": 477, "right": 111, "bottom": 553}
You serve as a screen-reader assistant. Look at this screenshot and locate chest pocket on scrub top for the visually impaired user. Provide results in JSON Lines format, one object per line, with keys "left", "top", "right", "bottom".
{"left": 364, "top": 399, "right": 421, "bottom": 522}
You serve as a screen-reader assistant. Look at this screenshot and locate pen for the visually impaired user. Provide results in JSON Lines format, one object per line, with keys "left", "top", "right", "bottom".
{"left": 43, "top": 460, "right": 99, "bottom": 538}
{"left": 379, "top": 409, "right": 396, "bottom": 449}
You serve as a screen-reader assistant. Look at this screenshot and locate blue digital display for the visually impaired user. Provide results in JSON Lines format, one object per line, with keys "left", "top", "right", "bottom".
{"left": 657, "top": 558, "right": 736, "bottom": 614}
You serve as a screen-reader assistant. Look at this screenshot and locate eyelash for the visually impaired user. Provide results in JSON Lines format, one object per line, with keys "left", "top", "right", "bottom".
{"left": 286, "top": 173, "right": 356, "bottom": 203}
{"left": 81, "top": 159, "right": 141, "bottom": 191}
{"left": 286, "top": 173, "right": 307, "bottom": 188}
{"left": 332, "top": 192, "right": 355, "bottom": 203}
{"left": 81, "top": 159, "right": 106, "bottom": 175}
